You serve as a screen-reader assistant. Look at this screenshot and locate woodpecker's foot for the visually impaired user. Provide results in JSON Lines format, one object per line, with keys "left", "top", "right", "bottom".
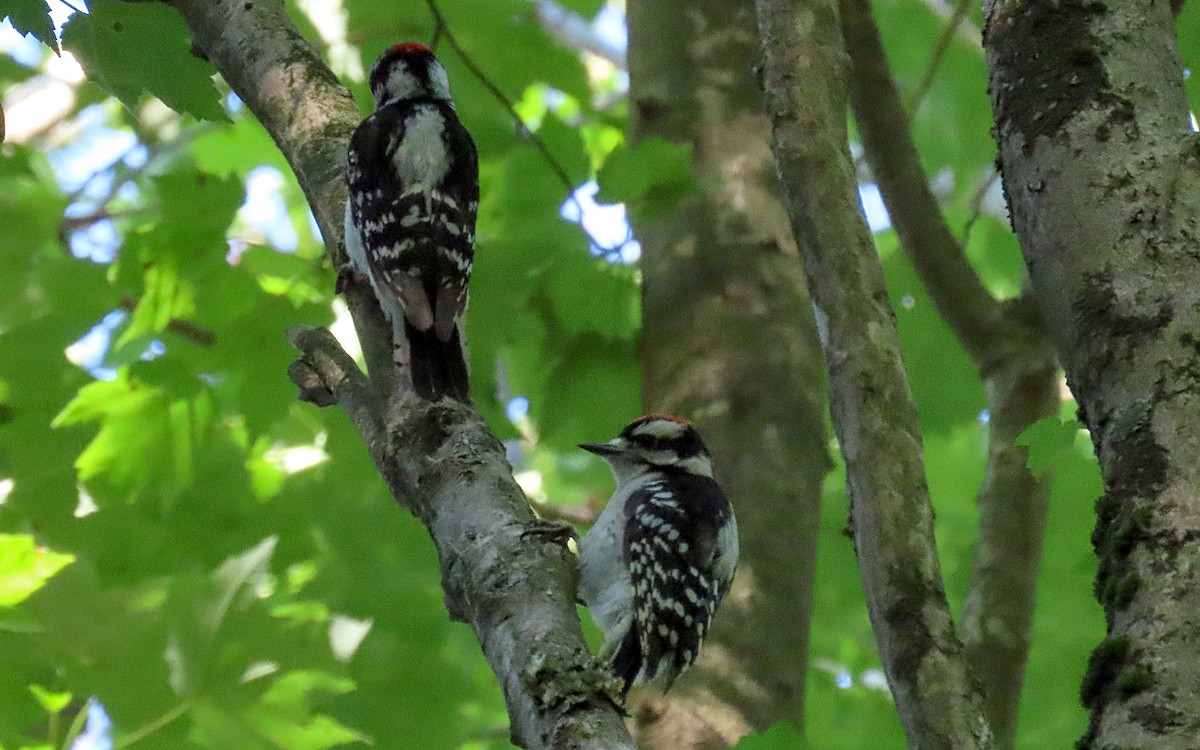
{"left": 521, "top": 518, "right": 580, "bottom": 547}
{"left": 335, "top": 264, "right": 369, "bottom": 295}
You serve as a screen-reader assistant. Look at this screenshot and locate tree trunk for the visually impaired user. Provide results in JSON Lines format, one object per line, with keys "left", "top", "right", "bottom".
{"left": 983, "top": 0, "right": 1200, "bottom": 747}
{"left": 626, "top": 0, "right": 831, "bottom": 746}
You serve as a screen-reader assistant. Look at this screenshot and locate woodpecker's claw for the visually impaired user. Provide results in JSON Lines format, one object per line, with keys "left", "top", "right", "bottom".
{"left": 521, "top": 518, "right": 580, "bottom": 547}
{"left": 335, "top": 264, "right": 369, "bottom": 295}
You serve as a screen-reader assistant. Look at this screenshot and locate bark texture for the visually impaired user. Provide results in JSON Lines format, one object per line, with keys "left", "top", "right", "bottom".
{"left": 169, "top": 0, "right": 636, "bottom": 747}
{"left": 626, "top": 0, "right": 830, "bottom": 745}
{"left": 840, "top": 1, "right": 1060, "bottom": 745}
{"left": 753, "top": 0, "right": 994, "bottom": 747}
{"left": 983, "top": 1, "right": 1200, "bottom": 747}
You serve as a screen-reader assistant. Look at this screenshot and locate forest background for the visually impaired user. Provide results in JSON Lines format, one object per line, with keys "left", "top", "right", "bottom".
{"left": 1, "top": 0, "right": 1198, "bottom": 748}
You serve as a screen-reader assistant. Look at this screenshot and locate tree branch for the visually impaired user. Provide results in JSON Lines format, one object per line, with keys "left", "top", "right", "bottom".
{"left": 169, "top": 1, "right": 635, "bottom": 746}
{"left": 841, "top": 0, "right": 1001, "bottom": 370}
{"left": 841, "top": 3, "right": 1061, "bottom": 744}
{"left": 753, "top": 0, "right": 993, "bottom": 747}
{"left": 286, "top": 327, "right": 631, "bottom": 748}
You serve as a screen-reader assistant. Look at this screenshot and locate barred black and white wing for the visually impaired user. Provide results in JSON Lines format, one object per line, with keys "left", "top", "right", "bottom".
{"left": 611, "top": 471, "right": 738, "bottom": 695}
{"left": 346, "top": 99, "right": 478, "bottom": 401}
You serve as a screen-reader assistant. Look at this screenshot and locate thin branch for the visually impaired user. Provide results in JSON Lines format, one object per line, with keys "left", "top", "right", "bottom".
{"left": 906, "top": 0, "right": 974, "bottom": 118}
{"left": 917, "top": 0, "right": 982, "bottom": 51}
{"left": 753, "top": 0, "right": 993, "bottom": 746}
{"left": 841, "top": 0, "right": 1003, "bottom": 370}
{"left": 118, "top": 295, "right": 217, "bottom": 347}
{"left": 843, "top": 3, "right": 1060, "bottom": 745}
{"left": 959, "top": 168, "right": 999, "bottom": 248}
{"left": 425, "top": 0, "right": 633, "bottom": 259}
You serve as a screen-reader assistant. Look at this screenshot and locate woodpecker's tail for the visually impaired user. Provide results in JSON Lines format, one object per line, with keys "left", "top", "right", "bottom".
{"left": 404, "top": 321, "right": 470, "bottom": 402}
{"left": 611, "top": 625, "right": 642, "bottom": 699}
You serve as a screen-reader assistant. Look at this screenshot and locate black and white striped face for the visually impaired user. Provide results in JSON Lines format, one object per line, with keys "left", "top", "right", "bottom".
{"left": 580, "top": 415, "right": 714, "bottom": 478}
{"left": 369, "top": 43, "right": 452, "bottom": 108}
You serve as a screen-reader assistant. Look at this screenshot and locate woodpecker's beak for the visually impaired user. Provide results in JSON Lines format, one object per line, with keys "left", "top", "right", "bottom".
{"left": 580, "top": 441, "right": 623, "bottom": 456}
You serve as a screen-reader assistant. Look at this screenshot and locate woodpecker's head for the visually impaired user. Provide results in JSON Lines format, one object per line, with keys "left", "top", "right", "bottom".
{"left": 368, "top": 42, "right": 452, "bottom": 108}
{"left": 581, "top": 414, "right": 714, "bottom": 480}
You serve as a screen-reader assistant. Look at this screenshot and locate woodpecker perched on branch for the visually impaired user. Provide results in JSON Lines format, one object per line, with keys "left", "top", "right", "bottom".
{"left": 343, "top": 42, "right": 478, "bottom": 401}
{"left": 578, "top": 415, "right": 739, "bottom": 698}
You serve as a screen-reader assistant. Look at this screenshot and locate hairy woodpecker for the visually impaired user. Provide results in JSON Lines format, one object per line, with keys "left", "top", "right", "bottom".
{"left": 578, "top": 415, "right": 739, "bottom": 697}
{"left": 344, "top": 42, "right": 478, "bottom": 401}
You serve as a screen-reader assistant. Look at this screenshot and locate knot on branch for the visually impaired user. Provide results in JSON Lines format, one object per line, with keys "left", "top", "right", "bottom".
{"left": 285, "top": 324, "right": 366, "bottom": 403}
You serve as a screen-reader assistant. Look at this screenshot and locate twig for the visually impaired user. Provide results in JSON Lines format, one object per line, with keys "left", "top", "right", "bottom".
{"left": 917, "top": 0, "right": 982, "bottom": 51}
{"left": 907, "top": 0, "right": 974, "bottom": 119}
{"left": 424, "top": 0, "right": 633, "bottom": 259}
{"left": 959, "top": 169, "right": 998, "bottom": 248}
{"left": 119, "top": 295, "right": 217, "bottom": 347}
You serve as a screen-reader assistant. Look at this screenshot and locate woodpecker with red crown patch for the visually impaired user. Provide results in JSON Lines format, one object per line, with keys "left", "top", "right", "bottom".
{"left": 344, "top": 42, "right": 478, "bottom": 401}
{"left": 578, "top": 415, "right": 739, "bottom": 698}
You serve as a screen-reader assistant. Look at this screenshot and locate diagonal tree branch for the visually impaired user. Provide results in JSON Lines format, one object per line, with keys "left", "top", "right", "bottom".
{"left": 840, "top": 2, "right": 1061, "bottom": 745}
{"left": 841, "top": 0, "right": 1000, "bottom": 370}
{"left": 753, "top": 0, "right": 993, "bottom": 747}
{"left": 168, "top": 1, "right": 635, "bottom": 746}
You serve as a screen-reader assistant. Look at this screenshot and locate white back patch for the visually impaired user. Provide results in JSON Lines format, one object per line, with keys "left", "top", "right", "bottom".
{"left": 392, "top": 108, "right": 450, "bottom": 190}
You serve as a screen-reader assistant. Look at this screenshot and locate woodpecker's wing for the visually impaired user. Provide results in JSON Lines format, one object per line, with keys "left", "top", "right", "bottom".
{"left": 346, "top": 100, "right": 478, "bottom": 337}
{"left": 618, "top": 472, "right": 734, "bottom": 688}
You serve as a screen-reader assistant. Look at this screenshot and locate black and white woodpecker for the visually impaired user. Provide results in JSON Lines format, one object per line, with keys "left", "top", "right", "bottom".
{"left": 578, "top": 415, "right": 739, "bottom": 698}
{"left": 343, "top": 43, "right": 478, "bottom": 401}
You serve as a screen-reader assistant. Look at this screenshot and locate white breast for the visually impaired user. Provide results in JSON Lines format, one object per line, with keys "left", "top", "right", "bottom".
{"left": 579, "top": 473, "right": 655, "bottom": 638}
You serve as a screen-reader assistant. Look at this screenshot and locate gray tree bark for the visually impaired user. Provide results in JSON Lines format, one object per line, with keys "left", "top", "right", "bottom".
{"left": 754, "top": 0, "right": 995, "bottom": 747}
{"left": 840, "top": 2, "right": 1060, "bottom": 745}
{"left": 983, "top": 0, "right": 1200, "bottom": 747}
{"left": 168, "top": 1, "right": 636, "bottom": 747}
{"left": 625, "top": 0, "right": 831, "bottom": 746}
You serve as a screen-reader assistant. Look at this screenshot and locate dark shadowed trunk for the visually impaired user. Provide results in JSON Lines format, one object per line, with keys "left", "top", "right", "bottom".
{"left": 626, "top": 0, "right": 831, "bottom": 745}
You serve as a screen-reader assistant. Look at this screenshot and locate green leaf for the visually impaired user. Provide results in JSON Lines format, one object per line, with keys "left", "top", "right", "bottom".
{"left": 539, "top": 335, "right": 640, "bottom": 451}
{"left": 0, "top": 534, "right": 75, "bottom": 607}
{"left": 164, "top": 537, "right": 277, "bottom": 699}
{"left": 1, "top": 0, "right": 58, "bottom": 52}
{"left": 243, "top": 671, "right": 365, "bottom": 750}
{"left": 596, "top": 137, "right": 692, "bottom": 204}
{"left": 543, "top": 251, "right": 639, "bottom": 339}
{"left": 1016, "top": 416, "right": 1081, "bottom": 478}
{"left": 60, "top": 0, "right": 228, "bottom": 121}
{"left": 732, "top": 722, "right": 808, "bottom": 749}
{"left": 206, "top": 536, "right": 278, "bottom": 642}
{"left": 27, "top": 685, "right": 71, "bottom": 715}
